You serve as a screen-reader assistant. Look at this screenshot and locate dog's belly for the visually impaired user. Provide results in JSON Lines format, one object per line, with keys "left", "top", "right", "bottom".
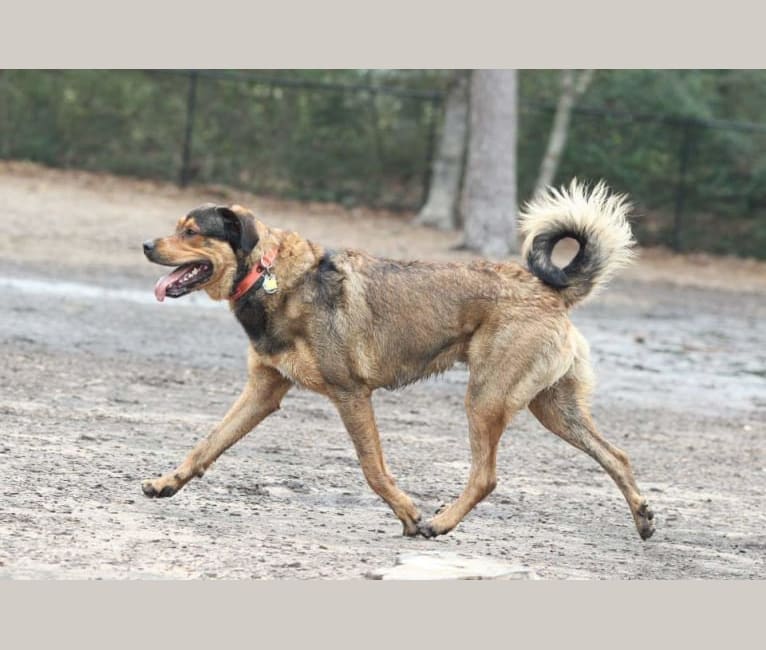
{"left": 265, "top": 331, "right": 467, "bottom": 395}
{"left": 370, "top": 336, "right": 467, "bottom": 390}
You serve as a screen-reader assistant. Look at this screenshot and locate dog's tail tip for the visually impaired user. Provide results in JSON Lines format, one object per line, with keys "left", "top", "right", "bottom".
{"left": 519, "top": 179, "right": 636, "bottom": 308}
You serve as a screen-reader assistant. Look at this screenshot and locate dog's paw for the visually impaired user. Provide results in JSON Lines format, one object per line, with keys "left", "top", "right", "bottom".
{"left": 141, "top": 479, "right": 177, "bottom": 498}
{"left": 417, "top": 521, "right": 439, "bottom": 539}
{"left": 635, "top": 500, "right": 656, "bottom": 540}
{"left": 401, "top": 513, "right": 423, "bottom": 537}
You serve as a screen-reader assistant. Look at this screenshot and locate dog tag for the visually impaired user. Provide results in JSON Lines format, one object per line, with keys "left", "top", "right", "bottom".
{"left": 262, "top": 272, "right": 278, "bottom": 294}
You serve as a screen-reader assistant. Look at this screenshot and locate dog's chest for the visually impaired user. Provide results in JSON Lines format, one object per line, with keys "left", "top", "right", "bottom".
{"left": 269, "top": 343, "right": 328, "bottom": 394}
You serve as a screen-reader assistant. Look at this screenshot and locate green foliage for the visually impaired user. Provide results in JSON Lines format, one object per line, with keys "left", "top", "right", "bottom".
{"left": 0, "top": 69, "right": 448, "bottom": 209}
{"left": 519, "top": 70, "right": 766, "bottom": 257}
{"left": 1, "top": 69, "right": 765, "bottom": 257}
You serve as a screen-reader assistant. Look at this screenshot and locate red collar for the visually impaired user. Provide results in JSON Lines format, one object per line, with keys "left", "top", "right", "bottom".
{"left": 229, "top": 248, "right": 278, "bottom": 302}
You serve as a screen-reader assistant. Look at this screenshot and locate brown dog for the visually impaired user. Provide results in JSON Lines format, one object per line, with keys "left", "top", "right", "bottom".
{"left": 141, "top": 180, "right": 655, "bottom": 540}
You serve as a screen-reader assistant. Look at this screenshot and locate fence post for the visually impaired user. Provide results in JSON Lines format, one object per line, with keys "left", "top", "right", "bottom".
{"left": 0, "top": 70, "right": 7, "bottom": 158}
{"left": 363, "top": 72, "right": 384, "bottom": 204}
{"left": 420, "top": 98, "right": 439, "bottom": 208}
{"left": 673, "top": 121, "right": 695, "bottom": 252}
{"left": 179, "top": 70, "right": 199, "bottom": 187}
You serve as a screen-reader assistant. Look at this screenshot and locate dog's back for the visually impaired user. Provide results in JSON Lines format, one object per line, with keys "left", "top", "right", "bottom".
{"left": 291, "top": 180, "right": 634, "bottom": 394}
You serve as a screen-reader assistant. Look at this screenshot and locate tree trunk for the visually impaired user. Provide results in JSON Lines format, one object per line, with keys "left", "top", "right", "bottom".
{"left": 415, "top": 71, "right": 469, "bottom": 230}
{"left": 533, "top": 69, "right": 595, "bottom": 196}
{"left": 460, "top": 69, "right": 518, "bottom": 256}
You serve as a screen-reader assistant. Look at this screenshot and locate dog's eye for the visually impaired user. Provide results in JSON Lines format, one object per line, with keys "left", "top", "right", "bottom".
{"left": 184, "top": 228, "right": 198, "bottom": 237}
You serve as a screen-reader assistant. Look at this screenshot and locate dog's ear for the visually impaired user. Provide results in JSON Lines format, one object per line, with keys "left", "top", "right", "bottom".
{"left": 216, "top": 205, "right": 258, "bottom": 256}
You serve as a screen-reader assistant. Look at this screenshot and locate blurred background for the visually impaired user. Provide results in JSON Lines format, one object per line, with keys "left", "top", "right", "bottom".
{"left": 1, "top": 69, "right": 764, "bottom": 580}
{"left": 1, "top": 69, "right": 765, "bottom": 258}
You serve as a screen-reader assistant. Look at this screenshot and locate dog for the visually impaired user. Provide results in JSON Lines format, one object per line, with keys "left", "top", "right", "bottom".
{"left": 141, "top": 180, "right": 655, "bottom": 540}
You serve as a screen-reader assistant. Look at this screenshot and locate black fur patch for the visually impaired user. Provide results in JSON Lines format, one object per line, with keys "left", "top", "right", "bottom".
{"left": 527, "top": 229, "right": 588, "bottom": 289}
{"left": 187, "top": 205, "right": 259, "bottom": 255}
{"left": 527, "top": 225, "right": 609, "bottom": 306}
{"left": 216, "top": 207, "right": 258, "bottom": 255}
{"left": 187, "top": 205, "right": 228, "bottom": 240}
{"left": 318, "top": 249, "right": 337, "bottom": 274}
{"left": 314, "top": 249, "right": 343, "bottom": 310}
{"left": 233, "top": 293, "right": 291, "bottom": 356}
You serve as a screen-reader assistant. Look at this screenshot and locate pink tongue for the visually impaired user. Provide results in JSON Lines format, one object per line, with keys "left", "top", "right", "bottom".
{"left": 154, "top": 266, "right": 190, "bottom": 302}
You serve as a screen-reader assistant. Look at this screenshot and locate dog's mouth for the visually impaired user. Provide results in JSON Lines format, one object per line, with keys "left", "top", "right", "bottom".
{"left": 154, "top": 261, "right": 214, "bottom": 302}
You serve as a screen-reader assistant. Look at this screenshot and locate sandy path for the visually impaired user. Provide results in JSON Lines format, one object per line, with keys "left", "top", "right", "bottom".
{"left": 0, "top": 163, "right": 764, "bottom": 578}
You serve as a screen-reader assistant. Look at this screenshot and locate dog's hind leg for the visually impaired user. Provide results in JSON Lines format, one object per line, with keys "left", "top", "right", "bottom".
{"left": 419, "top": 325, "right": 572, "bottom": 538}
{"left": 419, "top": 386, "right": 509, "bottom": 538}
{"left": 528, "top": 366, "right": 655, "bottom": 540}
{"left": 141, "top": 362, "right": 292, "bottom": 499}
{"left": 333, "top": 393, "right": 422, "bottom": 536}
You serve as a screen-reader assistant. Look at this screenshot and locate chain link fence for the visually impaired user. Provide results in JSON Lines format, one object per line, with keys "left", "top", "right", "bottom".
{"left": 0, "top": 69, "right": 441, "bottom": 211}
{"left": 1, "top": 70, "right": 765, "bottom": 258}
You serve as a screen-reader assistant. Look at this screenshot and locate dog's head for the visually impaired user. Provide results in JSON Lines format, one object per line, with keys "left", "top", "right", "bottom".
{"left": 143, "top": 204, "right": 260, "bottom": 301}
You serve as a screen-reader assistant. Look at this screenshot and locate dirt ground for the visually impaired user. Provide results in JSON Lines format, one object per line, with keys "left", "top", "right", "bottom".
{"left": 0, "top": 162, "right": 764, "bottom": 579}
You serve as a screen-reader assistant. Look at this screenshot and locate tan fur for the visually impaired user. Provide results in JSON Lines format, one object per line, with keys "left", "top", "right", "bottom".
{"left": 141, "top": 197, "right": 655, "bottom": 540}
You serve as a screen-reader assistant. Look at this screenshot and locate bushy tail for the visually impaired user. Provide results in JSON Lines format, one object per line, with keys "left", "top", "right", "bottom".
{"left": 519, "top": 180, "right": 636, "bottom": 308}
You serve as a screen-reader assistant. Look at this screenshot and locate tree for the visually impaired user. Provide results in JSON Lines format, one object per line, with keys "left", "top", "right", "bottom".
{"left": 533, "top": 70, "right": 595, "bottom": 196}
{"left": 415, "top": 71, "right": 469, "bottom": 230}
{"left": 460, "top": 70, "right": 518, "bottom": 256}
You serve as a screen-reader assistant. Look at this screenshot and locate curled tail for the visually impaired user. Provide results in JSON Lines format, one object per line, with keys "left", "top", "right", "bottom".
{"left": 520, "top": 180, "right": 636, "bottom": 308}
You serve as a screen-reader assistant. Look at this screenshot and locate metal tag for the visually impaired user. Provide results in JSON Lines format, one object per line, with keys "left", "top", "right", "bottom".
{"left": 262, "top": 272, "right": 278, "bottom": 294}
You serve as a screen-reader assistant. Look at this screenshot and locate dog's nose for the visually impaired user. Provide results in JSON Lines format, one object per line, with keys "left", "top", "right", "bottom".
{"left": 143, "top": 240, "right": 155, "bottom": 254}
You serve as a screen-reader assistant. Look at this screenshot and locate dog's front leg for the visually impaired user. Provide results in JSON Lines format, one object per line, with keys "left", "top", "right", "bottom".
{"left": 141, "top": 364, "right": 292, "bottom": 498}
{"left": 332, "top": 392, "right": 422, "bottom": 536}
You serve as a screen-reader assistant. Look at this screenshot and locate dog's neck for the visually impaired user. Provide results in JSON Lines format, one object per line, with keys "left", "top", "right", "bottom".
{"left": 225, "top": 224, "right": 321, "bottom": 301}
{"left": 229, "top": 248, "right": 278, "bottom": 302}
